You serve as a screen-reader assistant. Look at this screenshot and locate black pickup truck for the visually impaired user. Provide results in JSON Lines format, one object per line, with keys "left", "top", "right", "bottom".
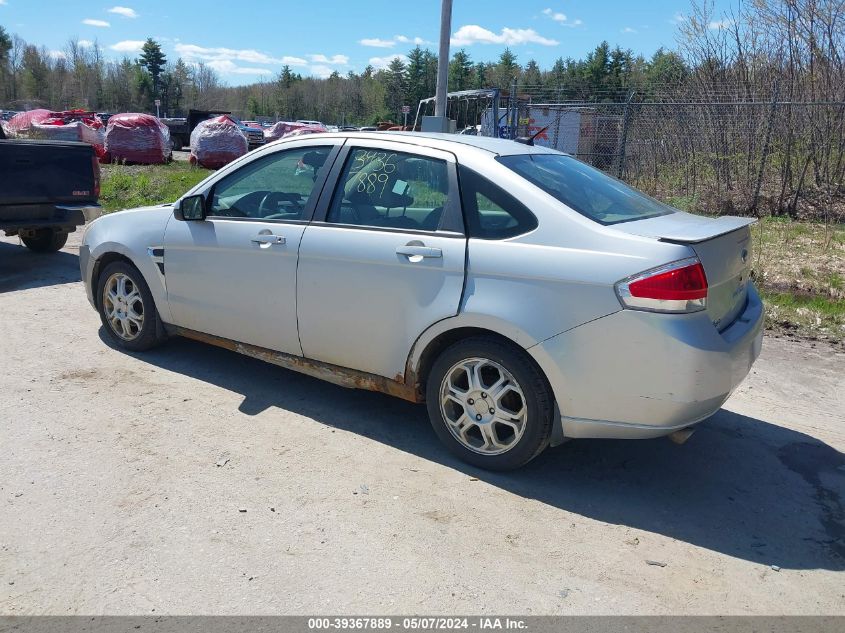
{"left": 0, "top": 133, "right": 102, "bottom": 252}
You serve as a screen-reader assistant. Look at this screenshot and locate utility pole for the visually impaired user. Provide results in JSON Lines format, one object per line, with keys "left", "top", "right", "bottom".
{"left": 435, "top": 0, "right": 452, "bottom": 119}
{"left": 422, "top": 0, "right": 453, "bottom": 133}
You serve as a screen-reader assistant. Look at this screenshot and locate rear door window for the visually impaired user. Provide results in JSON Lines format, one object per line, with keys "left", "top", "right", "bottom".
{"left": 326, "top": 148, "right": 451, "bottom": 232}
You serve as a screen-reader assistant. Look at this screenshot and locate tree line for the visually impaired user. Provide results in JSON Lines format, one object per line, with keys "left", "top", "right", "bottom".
{"left": 0, "top": 25, "right": 690, "bottom": 124}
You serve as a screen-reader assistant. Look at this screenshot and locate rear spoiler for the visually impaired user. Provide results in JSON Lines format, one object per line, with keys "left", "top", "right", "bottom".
{"left": 621, "top": 216, "right": 757, "bottom": 244}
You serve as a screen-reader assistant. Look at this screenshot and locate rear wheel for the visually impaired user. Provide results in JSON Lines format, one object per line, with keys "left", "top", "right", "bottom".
{"left": 426, "top": 336, "right": 554, "bottom": 470}
{"left": 22, "top": 229, "right": 68, "bottom": 253}
{"left": 96, "top": 261, "right": 165, "bottom": 352}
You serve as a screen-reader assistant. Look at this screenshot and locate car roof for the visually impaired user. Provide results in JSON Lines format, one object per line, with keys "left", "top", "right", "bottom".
{"left": 275, "top": 131, "right": 561, "bottom": 158}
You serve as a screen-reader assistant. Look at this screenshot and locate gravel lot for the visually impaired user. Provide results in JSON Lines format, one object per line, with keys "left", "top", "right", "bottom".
{"left": 1, "top": 231, "right": 843, "bottom": 615}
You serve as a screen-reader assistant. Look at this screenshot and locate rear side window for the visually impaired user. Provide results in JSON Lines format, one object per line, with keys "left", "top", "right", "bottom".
{"left": 458, "top": 165, "right": 538, "bottom": 239}
{"left": 326, "top": 148, "right": 451, "bottom": 232}
{"left": 497, "top": 154, "right": 671, "bottom": 225}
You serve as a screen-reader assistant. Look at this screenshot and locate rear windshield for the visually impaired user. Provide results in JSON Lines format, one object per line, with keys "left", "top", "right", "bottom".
{"left": 497, "top": 154, "right": 672, "bottom": 225}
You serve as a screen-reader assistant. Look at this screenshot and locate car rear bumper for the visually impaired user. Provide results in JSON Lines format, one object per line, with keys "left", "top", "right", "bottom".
{"left": 529, "top": 283, "right": 764, "bottom": 439}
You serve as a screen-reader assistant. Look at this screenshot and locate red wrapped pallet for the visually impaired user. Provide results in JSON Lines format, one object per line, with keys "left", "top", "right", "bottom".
{"left": 3, "top": 109, "right": 53, "bottom": 136}
{"left": 105, "top": 113, "right": 172, "bottom": 164}
{"left": 6, "top": 109, "right": 107, "bottom": 159}
{"left": 264, "top": 121, "right": 305, "bottom": 142}
{"left": 31, "top": 120, "right": 106, "bottom": 157}
{"left": 285, "top": 126, "right": 326, "bottom": 139}
{"left": 189, "top": 115, "right": 248, "bottom": 169}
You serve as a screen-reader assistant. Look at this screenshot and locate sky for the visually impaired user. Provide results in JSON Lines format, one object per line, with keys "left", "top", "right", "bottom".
{"left": 1, "top": 0, "right": 737, "bottom": 84}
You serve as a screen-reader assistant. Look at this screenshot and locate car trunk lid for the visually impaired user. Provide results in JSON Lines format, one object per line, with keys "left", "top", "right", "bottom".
{"left": 615, "top": 212, "right": 755, "bottom": 330}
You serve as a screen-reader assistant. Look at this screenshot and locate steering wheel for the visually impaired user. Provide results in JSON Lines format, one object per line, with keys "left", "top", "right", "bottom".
{"left": 259, "top": 191, "right": 303, "bottom": 217}
{"left": 211, "top": 195, "right": 249, "bottom": 217}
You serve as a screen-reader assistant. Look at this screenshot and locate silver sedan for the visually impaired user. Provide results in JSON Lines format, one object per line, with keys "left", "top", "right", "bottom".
{"left": 80, "top": 132, "right": 763, "bottom": 470}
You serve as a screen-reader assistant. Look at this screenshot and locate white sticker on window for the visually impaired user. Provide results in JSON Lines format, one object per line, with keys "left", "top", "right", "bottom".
{"left": 392, "top": 179, "right": 408, "bottom": 195}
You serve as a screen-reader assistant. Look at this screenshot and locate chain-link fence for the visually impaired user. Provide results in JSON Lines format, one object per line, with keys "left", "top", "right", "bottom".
{"left": 441, "top": 85, "right": 845, "bottom": 222}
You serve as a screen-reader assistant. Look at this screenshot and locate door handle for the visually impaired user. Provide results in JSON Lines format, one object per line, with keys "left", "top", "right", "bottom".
{"left": 396, "top": 244, "right": 442, "bottom": 259}
{"left": 251, "top": 234, "right": 286, "bottom": 245}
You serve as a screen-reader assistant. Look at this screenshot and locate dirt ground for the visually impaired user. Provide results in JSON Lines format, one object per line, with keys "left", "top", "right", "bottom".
{"left": 1, "top": 231, "right": 843, "bottom": 615}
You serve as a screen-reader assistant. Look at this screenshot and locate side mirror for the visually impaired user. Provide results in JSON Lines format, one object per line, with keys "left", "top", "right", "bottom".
{"left": 174, "top": 194, "right": 206, "bottom": 221}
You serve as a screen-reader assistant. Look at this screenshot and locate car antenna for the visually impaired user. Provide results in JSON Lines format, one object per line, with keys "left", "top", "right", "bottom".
{"left": 515, "top": 125, "right": 549, "bottom": 146}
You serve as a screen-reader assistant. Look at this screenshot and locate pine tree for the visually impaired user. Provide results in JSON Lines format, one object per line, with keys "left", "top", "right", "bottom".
{"left": 449, "top": 49, "right": 473, "bottom": 91}
{"left": 405, "top": 46, "right": 427, "bottom": 108}
{"left": 522, "top": 59, "right": 542, "bottom": 88}
{"left": 472, "top": 62, "right": 487, "bottom": 89}
{"left": 493, "top": 48, "right": 520, "bottom": 89}
{"left": 383, "top": 56, "right": 407, "bottom": 122}
{"left": 139, "top": 38, "right": 166, "bottom": 99}
{"left": 583, "top": 41, "right": 610, "bottom": 95}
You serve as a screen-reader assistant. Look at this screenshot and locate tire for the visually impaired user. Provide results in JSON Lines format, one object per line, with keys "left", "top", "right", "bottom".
{"left": 426, "top": 336, "right": 554, "bottom": 470}
{"left": 22, "top": 229, "right": 68, "bottom": 253}
{"left": 171, "top": 137, "right": 183, "bottom": 152}
{"left": 96, "top": 260, "right": 165, "bottom": 352}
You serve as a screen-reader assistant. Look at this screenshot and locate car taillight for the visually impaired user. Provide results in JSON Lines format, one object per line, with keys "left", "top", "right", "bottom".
{"left": 615, "top": 258, "right": 708, "bottom": 313}
{"left": 92, "top": 155, "right": 101, "bottom": 199}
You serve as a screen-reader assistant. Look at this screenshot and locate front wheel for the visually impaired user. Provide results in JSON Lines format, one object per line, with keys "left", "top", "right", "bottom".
{"left": 426, "top": 336, "right": 554, "bottom": 470}
{"left": 96, "top": 261, "right": 165, "bottom": 352}
{"left": 22, "top": 229, "right": 68, "bottom": 253}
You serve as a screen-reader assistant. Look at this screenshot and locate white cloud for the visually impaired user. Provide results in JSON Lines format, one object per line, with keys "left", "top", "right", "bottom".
{"left": 78, "top": 39, "right": 94, "bottom": 48}
{"left": 395, "top": 35, "right": 430, "bottom": 45}
{"left": 622, "top": 27, "right": 637, "bottom": 34}
{"left": 82, "top": 19, "right": 110, "bottom": 27}
{"left": 0, "top": 1, "right": 7, "bottom": 6}
{"left": 670, "top": 13, "right": 687, "bottom": 24}
{"left": 369, "top": 54, "right": 408, "bottom": 70}
{"left": 360, "top": 35, "right": 430, "bottom": 48}
{"left": 279, "top": 55, "right": 308, "bottom": 66}
{"left": 310, "top": 54, "right": 349, "bottom": 65}
{"left": 110, "top": 40, "right": 144, "bottom": 53}
{"left": 174, "top": 43, "right": 308, "bottom": 66}
{"left": 48, "top": 50, "right": 67, "bottom": 59}
{"left": 542, "top": 8, "right": 582, "bottom": 27}
{"left": 451, "top": 25, "right": 558, "bottom": 46}
{"left": 309, "top": 65, "right": 335, "bottom": 78}
{"left": 360, "top": 38, "right": 395, "bottom": 48}
{"left": 206, "top": 59, "right": 272, "bottom": 75}
{"left": 709, "top": 19, "right": 734, "bottom": 30}
{"left": 108, "top": 6, "right": 137, "bottom": 19}
{"left": 542, "top": 8, "right": 566, "bottom": 22}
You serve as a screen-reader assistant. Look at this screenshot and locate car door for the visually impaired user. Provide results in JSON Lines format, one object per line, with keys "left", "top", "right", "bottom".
{"left": 296, "top": 140, "right": 467, "bottom": 379}
{"left": 163, "top": 140, "right": 341, "bottom": 355}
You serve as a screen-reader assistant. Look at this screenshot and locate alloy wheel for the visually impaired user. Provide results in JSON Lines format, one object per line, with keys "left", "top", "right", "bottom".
{"left": 439, "top": 357, "right": 528, "bottom": 455}
{"left": 102, "top": 272, "right": 145, "bottom": 341}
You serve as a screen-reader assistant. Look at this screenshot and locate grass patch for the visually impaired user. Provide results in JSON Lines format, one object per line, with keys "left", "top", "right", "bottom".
{"left": 759, "top": 289, "right": 845, "bottom": 341}
{"left": 100, "top": 162, "right": 210, "bottom": 213}
{"left": 751, "top": 218, "right": 845, "bottom": 344}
